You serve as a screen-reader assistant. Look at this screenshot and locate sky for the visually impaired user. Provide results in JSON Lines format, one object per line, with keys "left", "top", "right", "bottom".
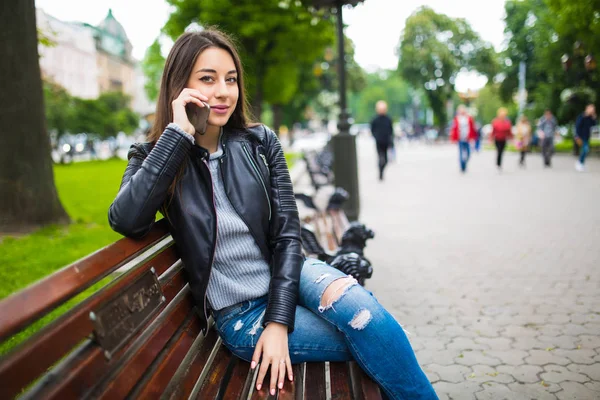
{"left": 35, "top": 0, "right": 508, "bottom": 91}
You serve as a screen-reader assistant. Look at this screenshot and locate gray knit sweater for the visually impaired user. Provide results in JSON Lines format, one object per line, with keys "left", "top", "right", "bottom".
{"left": 205, "top": 144, "right": 271, "bottom": 310}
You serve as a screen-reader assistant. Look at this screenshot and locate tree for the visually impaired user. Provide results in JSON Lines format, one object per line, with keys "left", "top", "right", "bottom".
{"left": 398, "top": 6, "right": 497, "bottom": 132}
{"left": 502, "top": 0, "right": 600, "bottom": 124}
{"left": 0, "top": 0, "right": 69, "bottom": 233}
{"left": 141, "top": 38, "right": 165, "bottom": 102}
{"left": 350, "top": 71, "right": 411, "bottom": 123}
{"left": 43, "top": 80, "right": 75, "bottom": 140}
{"left": 72, "top": 92, "right": 139, "bottom": 139}
{"left": 163, "top": 0, "right": 335, "bottom": 120}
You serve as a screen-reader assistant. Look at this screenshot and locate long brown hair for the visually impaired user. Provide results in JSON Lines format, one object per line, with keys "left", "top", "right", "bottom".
{"left": 149, "top": 28, "right": 253, "bottom": 197}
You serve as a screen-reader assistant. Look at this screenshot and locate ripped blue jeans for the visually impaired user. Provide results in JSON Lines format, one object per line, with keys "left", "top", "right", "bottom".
{"left": 211, "top": 259, "right": 438, "bottom": 399}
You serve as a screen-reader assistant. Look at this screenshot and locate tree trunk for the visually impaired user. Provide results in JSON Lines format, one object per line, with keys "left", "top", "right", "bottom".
{"left": 0, "top": 0, "right": 69, "bottom": 234}
{"left": 272, "top": 104, "right": 283, "bottom": 135}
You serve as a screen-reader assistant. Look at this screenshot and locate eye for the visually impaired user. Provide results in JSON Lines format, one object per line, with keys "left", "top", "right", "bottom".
{"left": 226, "top": 77, "right": 238, "bottom": 83}
{"left": 200, "top": 76, "right": 214, "bottom": 83}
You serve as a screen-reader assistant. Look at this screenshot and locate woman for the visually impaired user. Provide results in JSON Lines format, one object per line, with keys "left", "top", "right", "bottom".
{"left": 490, "top": 107, "right": 513, "bottom": 170}
{"left": 515, "top": 115, "right": 531, "bottom": 167}
{"left": 108, "top": 29, "right": 437, "bottom": 399}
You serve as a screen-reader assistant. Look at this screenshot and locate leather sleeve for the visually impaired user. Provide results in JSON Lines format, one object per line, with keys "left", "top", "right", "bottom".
{"left": 261, "top": 126, "right": 304, "bottom": 333}
{"left": 108, "top": 127, "right": 192, "bottom": 238}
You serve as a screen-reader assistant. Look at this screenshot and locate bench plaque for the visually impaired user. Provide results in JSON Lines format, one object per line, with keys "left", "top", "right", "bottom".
{"left": 90, "top": 268, "right": 165, "bottom": 359}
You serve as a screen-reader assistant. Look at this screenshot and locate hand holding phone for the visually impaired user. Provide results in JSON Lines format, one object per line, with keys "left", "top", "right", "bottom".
{"left": 186, "top": 102, "right": 211, "bottom": 135}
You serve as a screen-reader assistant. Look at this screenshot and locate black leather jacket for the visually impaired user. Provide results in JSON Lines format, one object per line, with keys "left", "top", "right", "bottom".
{"left": 108, "top": 124, "right": 303, "bottom": 333}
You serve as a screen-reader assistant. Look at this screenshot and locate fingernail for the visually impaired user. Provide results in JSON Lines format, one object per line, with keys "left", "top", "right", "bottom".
{"left": 290, "top": 375, "right": 293, "bottom": 381}
{"left": 271, "top": 389, "right": 276, "bottom": 395}
{"left": 251, "top": 361, "right": 256, "bottom": 369}
{"left": 257, "top": 384, "right": 261, "bottom": 390}
{"left": 279, "top": 382, "right": 283, "bottom": 389}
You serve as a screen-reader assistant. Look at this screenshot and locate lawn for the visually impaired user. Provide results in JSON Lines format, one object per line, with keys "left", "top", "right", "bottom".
{"left": 0, "top": 152, "right": 298, "bottom": 353}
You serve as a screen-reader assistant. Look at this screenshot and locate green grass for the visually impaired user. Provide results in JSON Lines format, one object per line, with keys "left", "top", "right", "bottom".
{"left": 0, "top": 152, "right": 298, "bottom": 354}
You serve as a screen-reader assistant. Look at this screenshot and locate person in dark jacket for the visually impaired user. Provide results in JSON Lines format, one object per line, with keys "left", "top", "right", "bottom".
{"left": 575, "top": 104, "right": 597, "bottom": 171}
{"left": 370, "top": 101, "right": 394, "bottom": 181}
{"left": 108, "top": 29, "right": 437, "bottom": 399}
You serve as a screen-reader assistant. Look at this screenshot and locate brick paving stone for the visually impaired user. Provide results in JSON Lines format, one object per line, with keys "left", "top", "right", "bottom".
{"left": 447, "top": 337, "right": 490, "bottom": 351}
{"left": 540, "top": 364, "right": 591, "bottom": 383}
{"left": 555, "top": 382, "right": 600, "bottom": 400}
{"left": 484, "top": 350, "right": 529, "bottom": 365}
{"left": 578, "top": 335, "right": 600, "bottom": 349}
{"left": 348, "top": 141, "right": 600, "bottom": 400}
{"left": 567, "top": 364, "right": 600, "bottom": 381}
{"left": 525, "top": 350, "right": 571, "bottom": 366}
{"left": 468, "top": 365, "right": 516, "bottom": 384}
{"left": 507, "top": 383, "right": 560, "bottom": 399}
{"left": 426, "top": 364, "right": 472, "bottom": 383}
{"left": 552, "top": 349, "right": 598, "bottom": 364}
{"left": 537, "top": 335, "right": 579, "bottom": 350}
{"left": 497, "top": 365, "right": 543, "bottom": 383}
{"left": 474, "top": 337, "right": 513, "bottom": 351}
{"left": 433, "top": 381, "right": 482, "bottom": 400}
{"left": 455, "top": 350, "right": 502, "bottom": 367}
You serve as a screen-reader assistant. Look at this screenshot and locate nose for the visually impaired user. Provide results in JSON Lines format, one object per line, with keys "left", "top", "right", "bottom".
{"left": 215, "top": 79, "right": 229, "bottom": 99}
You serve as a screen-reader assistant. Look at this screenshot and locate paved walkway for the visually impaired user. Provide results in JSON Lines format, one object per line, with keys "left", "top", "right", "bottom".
{"left": 351, "top": 138, "right": 600, "bottom": 399}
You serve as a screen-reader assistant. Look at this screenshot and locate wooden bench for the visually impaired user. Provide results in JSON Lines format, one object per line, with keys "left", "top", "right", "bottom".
{"left": 302, "top": 150, "right": 334, "bottom": 192}
{"left": 0, "top": 215, "right": 382, "bottom": 399}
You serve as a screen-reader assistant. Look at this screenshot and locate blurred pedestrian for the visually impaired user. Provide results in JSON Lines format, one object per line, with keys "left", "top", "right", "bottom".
{"left": 450, "top": 105, "right": 477, "bottom": 173}
{"left": 474, "top": 121, "right": 483, "bottom": 153}
{"left": 574, "top": 104, "right": 597, "bottom": 172}
{"left": 537, "top": 109, "right": 558, "bottom": 167}
{"left": 490, "top": 107, "right": 513, "bottom": 171}
{"left": 515, "top": 115, "right": 531, "bottom": 167}
{"left": 370, "top": 100, "right": 394, "bottom": 181}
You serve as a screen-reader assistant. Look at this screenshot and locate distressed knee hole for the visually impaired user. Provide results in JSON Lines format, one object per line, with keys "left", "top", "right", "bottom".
{"left": 318, "top": 276, "right": 358, "bottom": 312}
{"left": 349, "top": 309, "right": 372, "bottom": 330}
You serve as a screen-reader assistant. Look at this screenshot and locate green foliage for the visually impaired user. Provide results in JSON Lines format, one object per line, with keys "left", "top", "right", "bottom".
{"left": 502, "top": 0, "right": 600, "bottom": 124}
{"left": 350, "top": 71, "right": 411, "bottom": 123}
{"left": 71, "top": 92, "right": 139, "bottom": 138}
{"left": 473, "top": 84, "right": 517, "bottom": 124}
{"left": 141, "top": 38, "right": 166, "bottom": 101}
{"left": 43, "top": 80, "right": 74, "bottom": 139}
{"left": 398, "top": 6, "right": 497, "bottom": 131}
{"left": 163, "top": 0, "right": 336, "bottom": 120}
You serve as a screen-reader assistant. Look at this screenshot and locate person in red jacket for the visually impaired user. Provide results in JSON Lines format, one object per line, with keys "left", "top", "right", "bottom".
{"left": 490, "top": 107, "right": 513, "bottom": 170}
{"left": 450, "top": 105, "right": 477, "bottom": 172}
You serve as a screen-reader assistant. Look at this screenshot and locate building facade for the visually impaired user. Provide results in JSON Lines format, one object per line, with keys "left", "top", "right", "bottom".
{"left": 37, "top": 8, "right": 99, "bottom": 99}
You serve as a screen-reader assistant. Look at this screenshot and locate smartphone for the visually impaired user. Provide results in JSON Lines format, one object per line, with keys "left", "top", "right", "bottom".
{"left": 185, "top": 102, "right": 210, "bottom": 134}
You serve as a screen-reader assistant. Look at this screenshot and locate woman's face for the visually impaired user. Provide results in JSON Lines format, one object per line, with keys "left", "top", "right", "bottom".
{"left": 186, "top": 47, "right": 239, "bottom": 129}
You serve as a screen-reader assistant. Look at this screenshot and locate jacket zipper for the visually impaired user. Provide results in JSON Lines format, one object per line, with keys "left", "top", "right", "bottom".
{"left": 202, "top": 158, "right": 218, "bottom": 332}
{"left": 241, "top": 143, "right": 271, "bottom": 220}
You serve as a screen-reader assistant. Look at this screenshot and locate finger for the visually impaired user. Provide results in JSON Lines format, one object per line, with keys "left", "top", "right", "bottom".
{"left": 251, "top": 341, "right": 262, "bottom": 370}
{"left": 256, "top": 358, "right": 270, "bottom": 392}
{"left": 270, "top": 360, "right": 278, "bottom": 395}
{"left": 278, "top": 359, "right": 286, "bottom": 389}
{"left": 182, "top": 96, "right": 204, "bottom": 108}
{"left": 181, "top": 88, "right": 208, "bottom": 102}
{"left": 286, "top": 356, "right": 293, "bottom": 381}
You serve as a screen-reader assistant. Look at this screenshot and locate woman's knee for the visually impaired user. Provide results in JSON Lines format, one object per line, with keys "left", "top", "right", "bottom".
{"left": 319, "top": 276, "right": 359, "bottom": 312}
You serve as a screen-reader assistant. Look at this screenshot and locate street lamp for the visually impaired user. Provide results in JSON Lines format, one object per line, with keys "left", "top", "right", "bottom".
{"left": 310, "top": 0, "right": 364, "bottom": 221}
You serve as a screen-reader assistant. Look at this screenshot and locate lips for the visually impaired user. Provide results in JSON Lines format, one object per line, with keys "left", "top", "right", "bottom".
{"left": 211, "top": 105, "right": 229, "bottom": 115}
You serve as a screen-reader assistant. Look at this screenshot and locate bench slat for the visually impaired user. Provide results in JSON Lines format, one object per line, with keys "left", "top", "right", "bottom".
{"left": 0, "top": 247, "right": 179, "bottom": 399}
{"left": 329, "top": 362, "right": 352, "bottom": 399}
{"left": 101, "top": 312, "right": 202, "bottom": 399}
{"left": 193, "top": 344, "right": 234, "bottom": 398}
{"left": 304, "top": 362, "right": 327, "bottom": 400}
{"left": 162, "top": 327, "right": 220, "bottom": 399}
{"left": 0, "top": 220, "right": 170, "bottom": 343}
{"left": 349, "top": 362, "right": 382, "bottom": 400}
{"left": 275, "top": 363, "right": 303, "bottom": 400}
{"left": 219, "top": 356, "right": 254, "bottom": 399}
{"left": 23, "top": 284, "right": 192, "bottom": 399}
